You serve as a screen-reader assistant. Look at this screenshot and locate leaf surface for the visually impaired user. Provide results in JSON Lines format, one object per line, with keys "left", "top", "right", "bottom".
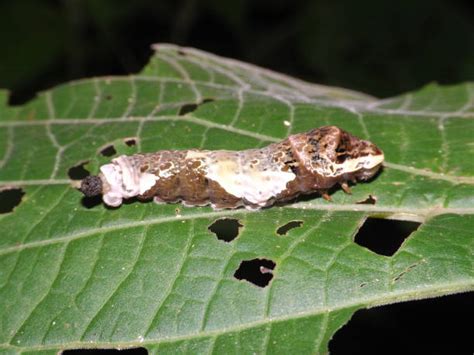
{"left": 0, "top": 44, "right": 473, "bottom": 354}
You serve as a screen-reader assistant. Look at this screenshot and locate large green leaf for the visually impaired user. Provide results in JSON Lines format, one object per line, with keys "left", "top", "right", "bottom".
{"left": 0, "top": 44, "right": 473, "bottom": 354}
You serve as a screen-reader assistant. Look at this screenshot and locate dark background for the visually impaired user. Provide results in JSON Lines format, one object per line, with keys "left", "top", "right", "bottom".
{"left": 1, "top": 0, "right": 474, "bottom": 104}
{"left": 0, "top": 0, "right": 473, "bottom": 353}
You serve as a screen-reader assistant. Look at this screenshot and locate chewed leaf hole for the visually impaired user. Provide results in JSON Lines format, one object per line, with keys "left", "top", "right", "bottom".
{"left": 276, "top": 220, "right": 303, "bottom": 235}
{"left": 178, "top": 98, "right": 215, "bottom": 115}
{"left": 178, "top": 103, "right": 198, "bottom": 115}
{"left": 124, "top": 138, "right": 137, "bottom": 146}
{"left": 354, "top": 218, "right": 421, "bottom": 256}
{"left": 0, "top": 188, "right": 25, "bottom": 214}
{"left": 234, "top": 258, "right": 276, "bottom": 287}
{"left": 208, "top": 218, "right": 242, "bottom": 242}
{"left": 99, "top": 144, "right": 117, "bottom": 157}
{"left": 68, "top": 161, "right": 90, "bottom": 180}
{"left": 62, "top": 347, "right": 148, "bottom": 354}
{"left": 329, "top": 292, "right": 473, "bottom": 354}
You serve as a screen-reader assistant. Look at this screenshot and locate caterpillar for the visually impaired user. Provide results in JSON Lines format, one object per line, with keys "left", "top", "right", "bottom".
{"left": 79, "top": 126, "right": 384, "bottom": 209}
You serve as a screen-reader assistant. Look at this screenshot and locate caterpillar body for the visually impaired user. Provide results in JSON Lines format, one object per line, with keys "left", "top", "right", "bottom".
{"left": 79, "top": 126, "right": 384, "bottom": 209}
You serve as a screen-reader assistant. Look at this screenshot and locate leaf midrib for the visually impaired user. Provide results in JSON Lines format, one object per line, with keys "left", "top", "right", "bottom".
{"left": 2, "top": 205, "right": 474, "bottom": 257}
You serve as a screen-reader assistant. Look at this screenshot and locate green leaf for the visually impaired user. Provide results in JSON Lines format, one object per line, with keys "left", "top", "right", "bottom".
{"left": 0, "top": 44, "right": 473, "bottom": 354}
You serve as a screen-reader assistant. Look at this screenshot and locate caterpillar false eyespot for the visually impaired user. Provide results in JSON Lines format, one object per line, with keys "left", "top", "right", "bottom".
{"left": 79, "top": 126, "right": 384, "bottom": 210}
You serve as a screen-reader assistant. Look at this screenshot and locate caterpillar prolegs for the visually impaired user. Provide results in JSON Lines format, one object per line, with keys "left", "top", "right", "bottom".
{"left": 79, "top": 126, "right": 384, "bottom": 209}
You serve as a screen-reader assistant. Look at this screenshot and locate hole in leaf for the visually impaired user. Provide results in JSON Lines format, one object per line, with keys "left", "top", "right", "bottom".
{"left": 0, "top": 188, "right": 25, "bottom": 214}
{"left": 179, "top": 103, "right": 198, "bottom": 115}
{"left": 234, "top": 258, "right": 276, "bottom": 287}
{"left": 81, "top": 195, "right": 103, "bottom": 209}
{"left": 68, "top": 161, "right": 90, "bottom": 180}
{"left": 276, "top": 220, "right": 303, "bottom": 235}
{"left": 99, "top": 144, "right": 117, "bottom": 157}
{"left": 357, "top": 194, "right": 377, "bottom": 205}
{"left": 104, "top": 94, "right": 113, "bottom": 100}
{"left": 124, "top": 138, "right": 137, "bottom": 146}
{"left": 178, "top": 98, "right": 215, "bottom": 115}
{"left": 354, "top": 218, "right": 421, "bottom": 256}
{"left": 208, "top": 218, "right": 242, "bottom": 242}
{"left": 62, "top": 347, "right": 148, "bottom": 355}
{"left": 329, "top": 292, "right": 474, "bottom": 355}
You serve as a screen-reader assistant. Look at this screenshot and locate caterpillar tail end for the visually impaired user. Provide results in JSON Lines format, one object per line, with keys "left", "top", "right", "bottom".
{"left": 80, "top": 176, "right": 103, "bottom": 197}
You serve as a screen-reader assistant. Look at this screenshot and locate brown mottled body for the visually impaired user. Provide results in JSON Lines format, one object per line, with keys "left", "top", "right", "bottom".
{"left": 80, "top": 126, "right": 384, "bottom": 209}
{"left": 135, "top": 151, "right": 241, "bottom": 208}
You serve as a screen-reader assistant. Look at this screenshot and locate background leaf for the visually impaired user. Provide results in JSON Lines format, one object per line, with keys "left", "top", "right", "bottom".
{"left": 0, "top": 44, "right": 473, "bottom": 354}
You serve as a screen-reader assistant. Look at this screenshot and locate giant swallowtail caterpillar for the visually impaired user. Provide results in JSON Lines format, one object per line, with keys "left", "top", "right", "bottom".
{"left": 79, "top": 126, "right": 384, "bottom": 209}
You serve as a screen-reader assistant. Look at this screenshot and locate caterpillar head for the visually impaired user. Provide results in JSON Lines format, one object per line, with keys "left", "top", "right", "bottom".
{"left": 333, "top": 128, "right": 384, "bottom": 181}
{"left": 297, "top": 126, "right": 384, "bottom": 182}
